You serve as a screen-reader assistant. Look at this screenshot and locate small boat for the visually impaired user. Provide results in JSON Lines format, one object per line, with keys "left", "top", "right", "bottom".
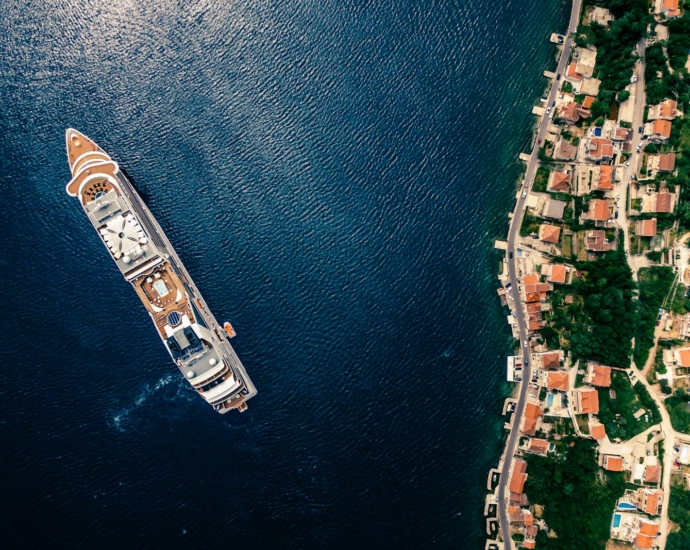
{"left": 224, "top": 322, "right": 236, "bottom": 338}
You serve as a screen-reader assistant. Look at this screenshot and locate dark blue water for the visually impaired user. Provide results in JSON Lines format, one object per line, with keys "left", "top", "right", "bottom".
{"left": 0, "top": 1, "right": 569, "bottom": 547}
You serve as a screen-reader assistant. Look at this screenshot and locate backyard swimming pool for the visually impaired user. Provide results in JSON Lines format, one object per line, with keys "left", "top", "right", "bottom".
{"left": 547, "top": 393, "right": 554, "bottom": 407}
{"left": 617, "top": 502, "right": 636, "bottom": 511}
{"left": 612, "top": 514, "right": 621, "bottom": 528}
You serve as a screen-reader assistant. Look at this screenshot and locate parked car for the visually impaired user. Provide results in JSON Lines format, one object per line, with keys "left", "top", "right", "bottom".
{"left": 556, "top": 73, "right": 561, "bottom": 80}
{"left": 537, "top": 138, "right": 542, "bottom": 144}
{"left": 625, "top": 161, "right": 630, "bottom": 168}
{"left": 522, "top": 190, "right": 527, "bottom": 198}
{"left": 631, "top": 75, "right": 638, "bottom": 83}
{"left": 546, "top": 107, "right": 552, "bottom": 115}
{"left": 509, "top": 252, "right": 513, "bottom": 259}
{"left": 523, "top": 340, "right": 528, "bottom": 347}
{"left": 638, "top": 126, "right": 643, "bottom": 133}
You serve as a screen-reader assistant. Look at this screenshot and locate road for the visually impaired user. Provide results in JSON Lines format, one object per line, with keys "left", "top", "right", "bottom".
{"left": 495, "top": 0, "right": 582, "bottom": 546}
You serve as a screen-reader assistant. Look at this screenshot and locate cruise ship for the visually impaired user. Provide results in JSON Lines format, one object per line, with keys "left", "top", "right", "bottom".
{"left": 64, "top": 129, "right": 257, "bottom": 413}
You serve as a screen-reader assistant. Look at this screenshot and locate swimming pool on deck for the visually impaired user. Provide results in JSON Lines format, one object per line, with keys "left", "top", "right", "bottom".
{"left": 617, "top": 502, "right": 636, "bottom": 511}
{"left": 612, "top": 513, "right": 621, "bottom": 528}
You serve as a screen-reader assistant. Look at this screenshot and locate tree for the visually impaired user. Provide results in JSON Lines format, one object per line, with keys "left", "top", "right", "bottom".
{"left": 618, "top": 90, "right": 630, "bottom": 103}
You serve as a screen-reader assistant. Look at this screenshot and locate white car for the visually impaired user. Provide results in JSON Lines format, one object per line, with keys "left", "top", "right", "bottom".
{"left": 523, "top": 340, "right": 528, "bottom": 347}
{"left": 625, "top": 161, "right": 630, "bottom": 168}
{"left": 522, "top": 190, "right": 527, "bottom": 198}
{"left": 546, "top": 107, "right": 551, "bottom": 115}
{"left": 631, "top": 75, "right": 638, "bottom": 83}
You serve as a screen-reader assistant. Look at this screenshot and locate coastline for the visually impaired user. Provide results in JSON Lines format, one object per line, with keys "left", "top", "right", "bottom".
{"left": 483, "top": 1, "right": 690, "bottom": 549}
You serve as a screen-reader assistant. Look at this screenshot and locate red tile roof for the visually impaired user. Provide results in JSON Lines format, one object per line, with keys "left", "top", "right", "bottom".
{"left": 530, "top": 438, "right": 549, "bottom": 453}
{"left": 659, "top": 153, "right": 676, "bottom": 172}
{"left": 589, "top": 422, "right": 606, "bottom": 440}
{"left": 549, "top": 171, "right": 571, "bottom": 192}
{"left": 591, "top": 364, "right": 612, "bottom": 387}
{"left": 549, "top": 264, "right": 566, "bottom": 284}
{"left": 585, "top": 230, "right": 612, "bottom": 252}
{"left": 587, "top": 138, "right": 614, "bottom": 159}
{"left": 637, "top": 219, "right": 657, "bottom": 238}
{"left": 646, "top": 491, "right": 663, "bottom": 515}
{"left": 656, "top": 193, "right": 672, "bottom": 213}
{"left": 578, "top": 388, "right": 599, "bottom": 414}
{"left": 644, "top": 464, "right": 661, "bottom": 484}
{"left": 582, "top": 95, "right": 595, "bottom": 109}
{"left": 541, "top": 352, "right": 561, "bottom": 369}
{"left": 603, "top": 455, "right": 623, "bottom": 471}
{"left": 653, "top": 119, "right": 672, "bottom": 139}
{"left": 539, "top": 224, "right": 561, "bottom": 244}
{"left": 589, "top": 199, "right": 610, "bottom": 221}
{"left": 597, "top": 165, "right": 615, "bottom": 191}
{"left": 566, "top": 62, "right": 583, "bottom": 81}
{"left": 547, "top": 372, "right": 569, "bottom": 391}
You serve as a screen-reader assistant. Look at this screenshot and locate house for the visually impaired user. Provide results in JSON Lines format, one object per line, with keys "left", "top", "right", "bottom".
{"left": 521, "top": 402, "right": 544, "bottom": 435}
{"left": 636, "top": 219, "right": 657, "bottom": 238}
{"left": 559, "top": 101, "right": 591, "bottom": 124}
{"left": 548, "top": 171, "right": 571, "bottom": 192}
{"left": 576, "top": 387, "right": 599, "bottom": 414}
{"left": 635, "top": 520, "right": 661, "bottom": 549}
{"left": 575, "top": 48, "right": 597, "bottom": 78}
{"left": 548, "top": 264, "right": 567, "bottom": 284}
{"left": 509, "top": 459, "right": 528, "bottom": 502}
{"left": 542, "top": 199, "right": 567, "bottom": 220}
{"left": 613, "top": 127, "right": 633, "bottom": 142}
{"left": 673, "top": 348, "right": 690, "bottom": 368}
{"left": 662, "top": 0, "right": 681, "bottom": 19}
{"left": 589, "top": 421, "right": 606, "bottom": 440}
{"left": 584, "top": 229, "right": 613, "bottom": 252}
{"left": 584, "top": 198, "right": 610, "bottom": 225}
{"left": 594, "top": 165, "right": 615, "bottom": 191}
{"left": 586, "top": 363, "right": 612, "bottom": 387}
{"left": 528, "top": 438, "right": 549, "bottom": 455}
{"left": 546, "top": 371, "right": 569, "bottom": 391}
{"left": 585, "top": 137, "right": 614, "bottom": 161}
{"left": 539, "top": 224, "right": 561, "bottom": 244}
{"left": 582, "top": 95, "right": 596, "bottom": 109}
{"left": 648, "top": 119, "right": 672, "bottom": 143}
{"left": 632, "top": 488, "right": 664, "bottom": 516}
{"left": 580, "top": 77, "right": 601, "bottom": 96}
{"left": 648, "top": 99, "right": 679, "bottom": 121}
{"left": 588, "top": 6, "right": 614, "bottom": 26}
{"left": 655, "top": 192, "right": 673, "bottom": 213}
{"left": 554, "top": 139, "right": 578, "bottom": 161}
{"left": 509, "top": 507, "right": 534, "bottom": 526}
{"left": 644, "top": 464, "right": 661, "bottom": 484}
{"left": 659, "top": 152, "right": 676, "bottom": 172}
{"left": 603, "top": 455, "right": 624, "bottom": 472}
{"left": 534, "top": 350, "right": 562, "bottom": 369}
{"left": 648, "top": 153, "right": 676, "bottom": 176}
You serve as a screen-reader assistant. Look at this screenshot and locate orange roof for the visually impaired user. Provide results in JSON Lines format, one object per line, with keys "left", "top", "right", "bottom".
{"left": 509, "top": 472, "right": 526, "bottom": 494}
{"left": 549, "top": 264, "right": 566, "bottom": 284}
{"left": 522, "top": 403, "right": 543, "bottom": 435}
{"left": 579, "top": 388, "right": 599, "bottom": 414}
{"left": 664, "top": 0, "right": 679, "bottom": 10}
{"left": 591, "top": 364, "right": 611, "bottom": 387}
{"left": 589, "top": 199, "right": 610, "bottom": 220}
{"left": 679, "top": 349, "right": 690, "bottom": 367}
{"left": 539, "top": 224, "right": 561, "bottom": 244}
{"left": 656, "top": 193, "right": 672, "bottom": 213}
{"left": 659, "top": 153, "right": 676, "bottom": 172}
{"left": 590, "top": 422, "right": 606, "bottom": 440}
{"left": 646, "top": 492, "right": 662, "bottom": 515}
{"left": 542, "top": 352, "right": 561, "bottom": 369}
{"left": 644, "top": 464, "right": 661, "bottom": 483}
{"left": 582, "top": 95, "right": 595, "bottom": 109}
{"left": 524, "top": 274, "right": 539, "bottom": 286}
{"left": 524, "top": 510, "right": 534, "bottom": 527}
{"left": 653, "top": 119, "right": 672, "bottom": 138}
{"left": 549, "top": 171, "right": 571, "bottom": 192}
{"left": 547, "top": 372, "right": 569, "bottom": 391}
{"left": 637, "top": 219, "right": 657, "bottom": 238}
{"left": 523, "top": 542, "right": 535, "bottom": 549}
{"left": 639, "top": 523, "right": 658, "bottom": 537}
{"left": 587, "top": 138, "right": 614, "bottom": 159}
{"left": 526, "top": 302, "right": 541, "bottom": 313}
{"left": 635, "top": 534, "right": 654, "bottom": 548}
{"left": 530, "top": 438, "right": 549, "bottom": 453}
{"left": 604, "top": 455, "right": 623, "bottom": 471}
{"left": 598, "top": 165, "right": 615, "bottom": 190}
{"left": 566, "top": 62, "right": 582, "bottom": 80}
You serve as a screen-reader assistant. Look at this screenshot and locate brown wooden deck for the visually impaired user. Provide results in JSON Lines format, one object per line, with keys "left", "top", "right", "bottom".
{"left": 132, "top": 262, "right": 194, "bottom": 338}
{"left": 66, "top": 130, "right": 99, "bottom": 171}
{"left": 80, "top": 177, "right": 119, "bottom": 205}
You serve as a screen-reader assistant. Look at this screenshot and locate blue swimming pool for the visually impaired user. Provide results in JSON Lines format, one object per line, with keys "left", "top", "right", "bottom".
{"left": 618, "top": 502, "right": 637, "bottom": 511}
{"left": 612, "top": 514, "right": 621, "bottom": 528}
{"left": 594, "top": 127, "right": 602, "bottom": 136}
{"left": 547, "top": 393, "right": 554, "bottom": 407}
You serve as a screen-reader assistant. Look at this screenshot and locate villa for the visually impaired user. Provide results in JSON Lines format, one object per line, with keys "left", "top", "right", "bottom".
{"left": 594, "top": 165, "right": 615, "bottom": 191}
{"left": 548, "top": 171, "right": 571, "bottom": 192}
{"left": 636, "top": 219, "right": 657, "bottom": 238}
{"left": 538, "top": 224, "right": 561, "bottom": 244}
{"left": 546, "top": 264, "right": 567, "bottom": 284}
{"left": 589, "top": 421, "right": 606, "bottom": 440}
{"left": 583, "top": 198, "right": 610, "bottom": 225}
{"left": 603, "top": 455, "right": 624, "bottom": 472}
{"left": 559, "top": 101, "right": 591, "bottom": 124}
{"left": 647, "top": 119, "right": 672, "bottom": 143}
{"left": 585, "top": 363, "right": 612, "bottom": 387}
{"left": 576, "top": 387, "right": 599, "bottom": 414}
{"left": 545, "top": 371, "right": 569, "bottom": 392}
{"left": 584, "top": 229, "right": 613, "bottom": 252}
{"left": 648, "top": 98, "right": 679, "bottom": 121}
{"left": 630, "top": 488, "right": 664, "bottom": 516}
{"left": 521, "top": 402, "right": 544, "bottom": 436}
{"left": 585, "top": 137, "right": 614, "bottom": 161}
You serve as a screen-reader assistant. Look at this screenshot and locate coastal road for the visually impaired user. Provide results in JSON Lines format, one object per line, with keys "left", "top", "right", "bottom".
{"left": 495, "top": 0, "right": 582, "bottom": 547}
